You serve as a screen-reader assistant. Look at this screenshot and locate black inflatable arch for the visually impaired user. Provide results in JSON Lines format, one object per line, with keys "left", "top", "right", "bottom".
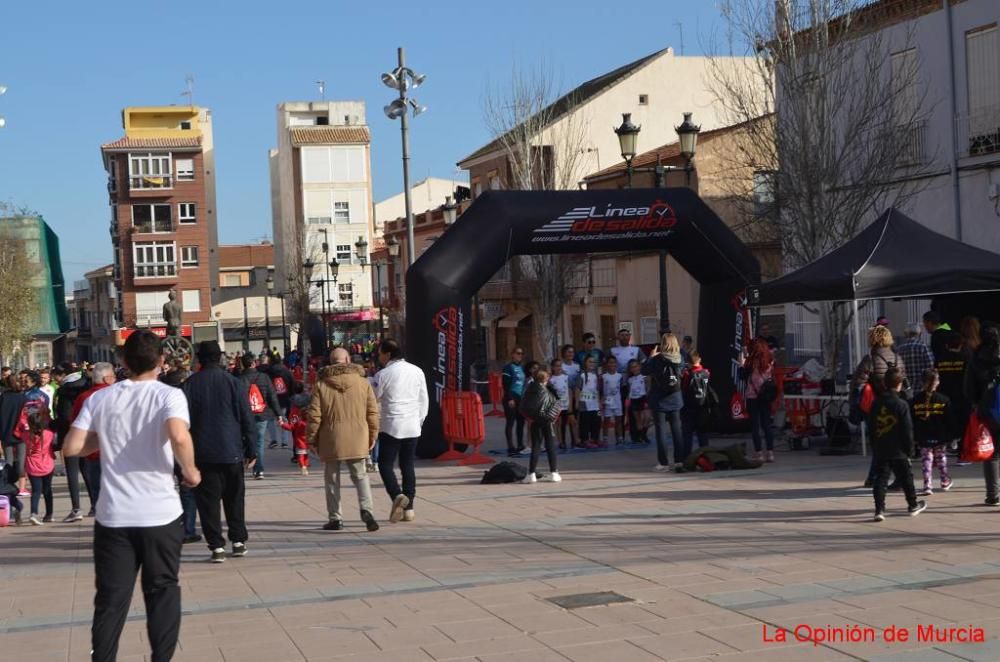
{"left": 405, "top": 189, "right": 760, "bottom": 457}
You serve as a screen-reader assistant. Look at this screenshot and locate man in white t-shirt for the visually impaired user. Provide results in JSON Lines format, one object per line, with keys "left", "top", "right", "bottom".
{"left": 63, "top": 330, "right": 201, "bottom": 662}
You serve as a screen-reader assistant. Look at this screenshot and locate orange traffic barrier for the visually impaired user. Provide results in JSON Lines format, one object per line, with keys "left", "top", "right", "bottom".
{"left": 437, "top": 391, "right": 492, "bottom": 465}
{"left": 485, "top": 373, "right": 504, "bottom": 417}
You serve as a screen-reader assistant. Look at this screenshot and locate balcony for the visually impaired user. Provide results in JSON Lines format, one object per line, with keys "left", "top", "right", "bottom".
{"left": 134, "top": 263, "right": 178, "bottom": 279}
{"left": 129, "top": 174, "right": 173, "bottom": 190}
{"left": 131, "top": 221, "right": 174, "bottom": 235}
{"left": 957, "top": 105, "right": 1000, "bottom": 158}
{"left": 895, "top": 120, "right": 926, "bottom": 166}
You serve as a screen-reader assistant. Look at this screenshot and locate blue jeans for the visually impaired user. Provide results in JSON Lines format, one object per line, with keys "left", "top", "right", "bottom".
{"left": 653, "top": 409, "right": 683, "bottom": 465}
{"left": 748, "top": 398, "right": 774, "bottom": 452}
{"left": 254, "top": 420, "right": 269, "bottom": 475}
{"left": 179, "top": 485, "right": 198, "bottom": 537}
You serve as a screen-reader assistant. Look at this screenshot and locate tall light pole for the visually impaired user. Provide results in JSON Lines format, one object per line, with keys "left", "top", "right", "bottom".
{"left": 614, "top": 111, "right": 700, "bottom": 335}
{"left": 264, "top": 269, "right": 274, "bottom": 356}
{"left": 382, "top": 48, "right": 427, "bottom": 267}
{"left": 386, "top": 235, "right": 400, "bottom": 339}
{"left": 328, "top": 258, "right": 339, "bottom": 347}
{"left": 277, "top": 291, "right": 288, "bottom": 355}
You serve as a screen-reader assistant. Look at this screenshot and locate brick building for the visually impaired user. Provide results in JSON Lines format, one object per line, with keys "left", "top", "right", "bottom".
{"left": 101, "top": 105, "right": 219, "bottom": 334}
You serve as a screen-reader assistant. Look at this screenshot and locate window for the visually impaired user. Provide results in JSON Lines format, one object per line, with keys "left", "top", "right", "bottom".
{"left": 338, "top": 282, "right": 354, "bottom": 306}
{"left": 334, "top": 201, "right": 350, "bottom": 223}
{"left": 473, "top": 179, "right": 482, "bottom": 197}
{"left": 301, "top": 146, "right": 365, "bottom": 183}
{"left": 133, "top": 242, "right": 176, "bottom": 278}
{"left": 336, "top": 244, "right": 352, "bottom": 263}
{"left": 181, "top": 246, "right": 199, "bottom": 268}
{"left": 132, "top": 204, "right": 172, "bottom": 233}
{"left": 891, "top": 48, "right": 923, "bottom": 165}
{"left": 175, "top": 158, "right": 194, "bottom": 181}
{"left": 135, "top": 291, "right": 171, "bottom": 322}
{"left": 965, "top": 26, "right": 1000, "bottom": 155}
{"left": 178, "top": 202, "right": 196, "bottom": 223}
{"left": 316, "top": 116, "right": 329, "bottom": 125}
{"left": 182, "top": 289, "right": 201, "bottom": 313}
{"left": 128, "top": 152, "right": 172, "bottom": 189}
{"left": 223, "top": 273, "right": 242, "bottom": 287}
{"left": 179, "top": 121, "right": 192, "bottom": 130}
{"left": 638, "top": 94, "right": 649, "bottom": 105}
{"left": 488, "top": 170, "right": 501, "bottom": 190}
{"left": 752, "top": 170, "right": 777, "bottom": 218}
{"left": 107, "top": 159, "right": 117, "bottom": 192}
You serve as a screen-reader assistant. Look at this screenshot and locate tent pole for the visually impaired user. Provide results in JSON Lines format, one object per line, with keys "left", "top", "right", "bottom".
{"left": 852, "top": 299, "right": 866, "bottom": 456}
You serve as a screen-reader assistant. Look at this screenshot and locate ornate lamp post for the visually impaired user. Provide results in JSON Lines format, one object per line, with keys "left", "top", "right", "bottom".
{"left": 264, "top": 270, "right": 274, "bottom": 356}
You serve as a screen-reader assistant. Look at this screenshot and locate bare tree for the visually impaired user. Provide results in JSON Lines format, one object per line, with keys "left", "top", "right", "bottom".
{"left": 0, "top": 210, "right": 39, "bottom": 365}
{"left": 482, "top": 64, "right": 589, "bottom": 360}
{"left": 708, "top": 0, "right": 930, "bottom": 372}
{"left": 281, "top": 230, "right": 328, "bottom": 356}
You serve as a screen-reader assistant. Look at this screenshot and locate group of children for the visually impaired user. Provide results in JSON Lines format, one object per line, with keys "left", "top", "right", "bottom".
{"left": 510, "top": 342, "right": 715, "bottom": 482}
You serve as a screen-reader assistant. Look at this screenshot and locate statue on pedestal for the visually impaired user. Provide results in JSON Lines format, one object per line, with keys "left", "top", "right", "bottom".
{"left": 163, "top": 290, "right": 182, "bottom": 337}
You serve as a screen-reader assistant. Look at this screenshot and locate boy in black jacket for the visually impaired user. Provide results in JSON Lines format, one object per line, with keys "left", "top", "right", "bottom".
{"left": 911, "top": 368, "right": 956, "bottom": 496}
{"left": 870, "top": 368, "right": 927, "bottom": 521}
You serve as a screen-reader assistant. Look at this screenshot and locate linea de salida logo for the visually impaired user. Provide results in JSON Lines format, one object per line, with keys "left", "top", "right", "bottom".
{"left": 534, "top": 200, "right": 678, "bottom": 236}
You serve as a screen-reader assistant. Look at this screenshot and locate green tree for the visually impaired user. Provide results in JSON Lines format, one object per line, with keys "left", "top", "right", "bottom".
{"left": 0, "top": 220, "right": 37, "bottom": 364}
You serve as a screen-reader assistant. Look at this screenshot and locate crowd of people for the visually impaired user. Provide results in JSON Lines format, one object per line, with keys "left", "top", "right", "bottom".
{"left": 1, "top": 332, "right": 431, "bottom": 659}
{"left": 852, "top": 311, "right": 1000, "bottom": 521}
{"left": 500, "top": 328, "right": 731, "bottom": 482}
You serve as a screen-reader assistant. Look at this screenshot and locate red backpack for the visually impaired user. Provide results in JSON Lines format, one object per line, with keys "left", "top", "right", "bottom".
{"left": 248, "top": 382, "right": 266, "bottom": 415}
{"left": 273, "top": 375, "right": 288, "bottom": 396}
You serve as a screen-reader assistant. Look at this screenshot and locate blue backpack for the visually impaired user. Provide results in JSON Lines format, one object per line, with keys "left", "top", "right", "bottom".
{"left": 981, "top": 378, "right": 1000, "bottom": 424}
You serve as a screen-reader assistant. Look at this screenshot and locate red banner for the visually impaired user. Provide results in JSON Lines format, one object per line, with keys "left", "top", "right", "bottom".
{"left": 327, "top": 310, "right": 377, "bottom": 322}
{"left": 119, "top": 325, "right": 192, "bottom": 341}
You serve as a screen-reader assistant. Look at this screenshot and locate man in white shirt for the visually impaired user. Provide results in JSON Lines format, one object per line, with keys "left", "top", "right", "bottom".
{"left": 609, "top": 328, "right": 647, "bottom": 374}
{"left": 373, "top": 339, "right": 428, "bottom": 523}
{"left": 63, "top": 330, "right": 201, "bottom": 662}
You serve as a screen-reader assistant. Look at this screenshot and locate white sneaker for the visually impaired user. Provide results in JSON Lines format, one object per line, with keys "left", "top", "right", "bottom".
{"left": 299, "top": 466, "right": 309, "bottom": 476}
{"left": 654, "top": 464, "right": 671, "bottom": 472}
{"left": 29, "top": 514, "right": 42, "bottom": 526}
{"left": 524, "top": 472, "right": 537, "bottom": 484}
{"left": 548, "top": 472, "right": 562, "bottom": 483}
{"left": 403, "top": 509, "right": 415, "bottom": 522}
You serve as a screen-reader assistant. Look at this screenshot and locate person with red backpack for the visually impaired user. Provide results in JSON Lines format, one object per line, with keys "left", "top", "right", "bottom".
{"left": 239, "top": 355, "right": 282, "bottom": 480}
{"left": 265, "top": 355, "right": 294, "bottom": 451}
{"left": 280, "top": 381, "right": 311, "bottom": 475}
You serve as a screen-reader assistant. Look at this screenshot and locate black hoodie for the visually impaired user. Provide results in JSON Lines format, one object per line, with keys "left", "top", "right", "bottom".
{"left": 965, "top": 328, "right": 1000, "bottom": 430}
{"left": 869, "top": 391, "right": 914, "bottom": 460}
{"left": 53, "top": 372, "right": 91, "bottom": 449}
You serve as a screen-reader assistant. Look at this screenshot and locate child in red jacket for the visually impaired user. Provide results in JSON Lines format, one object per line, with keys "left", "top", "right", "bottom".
{"left": 281, "top": 382, "right": 312, "bottom": 475}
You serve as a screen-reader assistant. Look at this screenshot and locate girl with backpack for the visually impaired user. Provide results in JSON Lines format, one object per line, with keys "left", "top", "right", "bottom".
{"left": 24, "top": 409, "right": 55, "bottom": 525}
{"left": 642, "top": 333, "right": 686, "bottom": 471}
{"left": 600, "top": 356, "right": 624, "bottom": 447}
{"left": 577, "top": 356, "right": 601, "bottom": 449}
{"left": 681, "top": 350, "right": 713, "bottom": 453}
{"left": 744, "top": 338, "right": 776, "bottom": 463}
{"left": 521, "top": 370, "right": 562, "bottom": 483}
{"left": 625, "top": 359, "right": 650, "bottom": 444}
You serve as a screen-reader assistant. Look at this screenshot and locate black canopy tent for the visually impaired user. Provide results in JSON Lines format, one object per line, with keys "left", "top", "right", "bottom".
{"left": 750, "top": 208, "right": 1000, "bottom": 305}
{"left": 748, "top": 207, "right": 1000, "bottom": 456}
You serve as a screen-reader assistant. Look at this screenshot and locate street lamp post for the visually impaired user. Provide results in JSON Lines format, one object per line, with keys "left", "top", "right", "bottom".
{"left": 277, "top": 292, "right": 288, "bottom": 355}
{"left": 242, "top": 296, "right": 250, "bottom": 353}
{"left": 328, "top": 258, "right": 340, "bottom": 347}
{"left": 264, "top": 270, "right": 274, "bottom": 357}
{"left": 303, "top": 258, "right": 315, "bottom": 356}
{"left": 614, "top": 111, "right": 701, "bottom": 335}
{"left": 382, "top": 48, "right": 427, "bottom": 267}
{"left": 386, "top": 235, "right": 400, "bottom": 339}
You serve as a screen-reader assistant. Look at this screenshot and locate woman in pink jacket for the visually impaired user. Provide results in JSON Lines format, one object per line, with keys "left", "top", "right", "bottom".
{"left": 744, "top": 338, "right": 776, "bottom": 463}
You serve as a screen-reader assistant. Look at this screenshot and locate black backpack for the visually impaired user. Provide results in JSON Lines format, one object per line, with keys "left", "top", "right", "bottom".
{"left": 685, "top": 370, "right": 711, "bottom": 407}
{"left": 653, "top": 358, "right": 681, "bottom": 395}
{"left": 481, "top": 461, "right": 528, "bottom": 484}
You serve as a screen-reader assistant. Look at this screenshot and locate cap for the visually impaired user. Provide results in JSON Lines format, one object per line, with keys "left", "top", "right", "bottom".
{"left": 876, "top": 317, "right": 890, "bottom": 326}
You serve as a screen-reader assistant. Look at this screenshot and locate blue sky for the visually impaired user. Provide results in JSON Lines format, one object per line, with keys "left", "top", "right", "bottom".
{"left": 0, "top": 1, "right": 726, "bottom": 284}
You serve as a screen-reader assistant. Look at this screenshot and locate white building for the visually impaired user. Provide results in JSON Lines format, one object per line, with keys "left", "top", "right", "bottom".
{"left": 374, "top": 177, "right": 468, "bottom": 231}
{"left": 781, "top": 0, "right": 1000, "bottom": 359}
{"left": 270, "top": 101, "right": 375, "bottom": 317}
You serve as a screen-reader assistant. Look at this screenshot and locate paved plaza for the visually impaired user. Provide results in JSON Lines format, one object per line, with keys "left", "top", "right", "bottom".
{"left": 4, "top": 420, "right": 1000, "bottom": 662}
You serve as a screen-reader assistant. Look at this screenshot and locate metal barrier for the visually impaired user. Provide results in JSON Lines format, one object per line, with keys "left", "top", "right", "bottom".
{"left": 438, "top": 390, "right": 492, "bottom": 465}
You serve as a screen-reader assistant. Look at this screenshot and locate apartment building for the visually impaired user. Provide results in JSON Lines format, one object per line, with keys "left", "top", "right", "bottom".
{"left": 70, "top": 264, "right": 118, "bottom": 363}
{"left": 269, "top": 101, "right": 375, "bottom": 329}
{"left": 100, "top": 105, "right": 218, "bottom": 333}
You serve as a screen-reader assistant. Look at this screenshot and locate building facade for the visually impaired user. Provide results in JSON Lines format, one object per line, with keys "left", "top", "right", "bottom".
{"left": 0, "top": 214, "right": 70, "bottom": 368}
{"left": 269, "top": 101, "right": 376, "bottom": 332}
{"left": 70, "top": 264, "right": 118, "bottom": 364}
{"left": 212, "top": 243, "right": 291, "bottom": 355}
{"left": 100, "top": 105, "right": 219, "bottom": 335}
{"left": 374, "top": 177, "right": 469, "bottom": 230}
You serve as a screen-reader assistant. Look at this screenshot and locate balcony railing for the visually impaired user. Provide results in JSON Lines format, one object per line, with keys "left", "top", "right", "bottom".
{"left": 132, "top": 221, "right": 174, "bottom": 234}
{"left": 895, "top": 120, "right": 926, "bottom": 166}
{"left": 134, "top": 263, "right": 177, "bottom": 278}
{"left": 957, "top": 105, "right": 1000, "bottom": 158}
{"left": 129, "top": 174, "right": 173, "bottom": 190}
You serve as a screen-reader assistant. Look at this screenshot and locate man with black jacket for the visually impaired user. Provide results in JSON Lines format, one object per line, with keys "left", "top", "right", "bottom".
{"left": 870, "top": 368, "right": 927, "bottom": 522}
{"left": 265, "top": 355, "right": 294, "bottom": 451}
{"left": 52, "top": 365, "right": 93, "bottom": 521}
{"left": 183, "top": 342, "right": 257, "bottom": 563}
{"left": 240, "top": 354, "right": 282, "bottom": 480}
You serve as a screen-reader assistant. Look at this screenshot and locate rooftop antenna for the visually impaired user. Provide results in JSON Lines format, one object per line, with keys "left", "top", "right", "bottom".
{"left": 181, "top": 75, "right": 194, "bottom": 107}
{"left": 316, "top": 80, "right": 326, "bottom": 100}
{"left": 674, "top": 21, "right": 684, "bottom": 55}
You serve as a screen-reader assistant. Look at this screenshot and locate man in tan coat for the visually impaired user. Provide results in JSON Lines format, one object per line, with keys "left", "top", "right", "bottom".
{"left": 306, "top": 348, "right": 380, "bottom": 532}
